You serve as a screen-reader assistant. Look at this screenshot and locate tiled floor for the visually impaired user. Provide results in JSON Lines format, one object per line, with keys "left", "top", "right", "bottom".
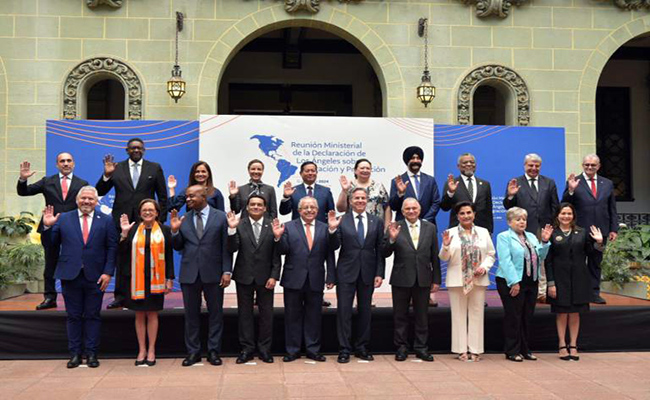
{"left": 1, "top": 352, "right": 649, "bottom": 399}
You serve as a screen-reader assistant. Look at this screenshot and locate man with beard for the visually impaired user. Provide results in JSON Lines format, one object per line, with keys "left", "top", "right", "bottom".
{"left": 440, "top": 153, "right": 493, "bottom": 234}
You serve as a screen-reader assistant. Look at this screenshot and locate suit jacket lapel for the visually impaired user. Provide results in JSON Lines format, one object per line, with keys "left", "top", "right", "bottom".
{"left": 401, "top": 220, "right": 416, "bottom": 250}
{"left": 401, "top": 172, "right": 417, "bottom": 199}
{"left": 134, "top": 160, "right": 149, "bottom": 191}
{"left": 295, "top": 219, "right": 310, "bottom": 252}
{"left": 51, "top": 175, "right": 64, "bottom": 203}
{"left": 457, "top": 176, "right": 470, "bottom": 201}
{"left": 258, "top": 219, "right": 271, "bottom": 247}
{"left": 84, "top": 212, "right": 101, "bottom": 245}
{"left": 520, "top": 176, "right": 537, "bottom": 203}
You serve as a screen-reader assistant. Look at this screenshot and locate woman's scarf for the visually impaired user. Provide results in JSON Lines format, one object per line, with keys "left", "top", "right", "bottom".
{"left": 516, "top": 233, "right": 538, "bottom": 281}
{"left": 130, "top": 222, "right": 166, "bottom": 300}
{"left": 459, "top": 226, "right": 482, "bottom": 295}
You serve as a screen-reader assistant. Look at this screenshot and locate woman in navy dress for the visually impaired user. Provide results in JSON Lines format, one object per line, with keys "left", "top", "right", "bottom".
{"left": 167, "top": 161, "right": 225, "bottom": 212}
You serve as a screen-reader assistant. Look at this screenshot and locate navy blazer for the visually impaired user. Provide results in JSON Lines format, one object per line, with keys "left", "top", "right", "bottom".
{"left": 278, "top": 219, "right": 336, "bottom": 291}
{"left": 389, "top": 172, "right": 440, "bottom": 224}
{"left": 503, "top": 175, "right": 559, "bottom": 235}
{"left": 329, "top": 212, "right": 385, "bottom": 285}
{"left": 43, "top": 210, "right": 118, "bottom": 282}
{"left": 172, "top": 206, "right": 232, "bottom": 284}
{"left": 279, "top": 183, "right": 335, "bottom": 223}
{"left": 561, "top": 175, "right": 618, "bottom": 236}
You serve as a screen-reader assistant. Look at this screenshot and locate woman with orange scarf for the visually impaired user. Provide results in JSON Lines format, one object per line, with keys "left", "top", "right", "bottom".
{"left": 119, "top": 199, "right": 174, "bottom": 366}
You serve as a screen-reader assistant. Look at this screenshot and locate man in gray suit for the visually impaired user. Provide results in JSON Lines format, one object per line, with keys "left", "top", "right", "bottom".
{"left": 503, "top": 153, "right": 560, "bottom": 300}
{"left": 227, "top": 194, "right": 281, "bottom": 364}
{"left": 171, "top": 185, "right": 232, "bottom": 367}
{"left": 383, "top": 198, "right": 441, "bottom": 362}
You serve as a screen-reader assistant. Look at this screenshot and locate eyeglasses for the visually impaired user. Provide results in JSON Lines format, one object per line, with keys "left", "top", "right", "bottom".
{"left": 583, "top": 163, "right": 598, "bottom": 167}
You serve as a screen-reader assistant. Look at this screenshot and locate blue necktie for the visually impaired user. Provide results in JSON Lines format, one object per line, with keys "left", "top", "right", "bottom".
{"left": 413, "top": 175, "right": 421, "bottom": 199}
{"left": 357, "top": 214, "right": 364, "bottom": 245}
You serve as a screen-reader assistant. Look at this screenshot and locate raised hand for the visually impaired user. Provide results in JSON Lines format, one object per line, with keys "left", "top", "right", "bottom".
{"left": 327, "top": 210, "right": 341, "bottom": 231}
{"left": 169, "top": 209, "right": 184, "bottom": 233}
{"left": 447, "top": 174, "right": 458, "bottom": 194}
{"left": 167, "top": 175, "right": 177, "bottom": 189}
{"left": 226, "top": 211, "right": 240, "bottom": 229}
{"left": 567, "top": 173, "right": 579, "bottom": 192}
{"left": 42, "top": 205, "right": 60, "bottom": 227}
{"left": 272, "top": 218, "right": 285, "bottom": 239}
{"left": 395, "top": 175, "right": 409, "bottom": 195}
{"left": 119, "top": 214, "right": 135, "bottom": 237}
{"left": 19, "top": 161, "right": 36, "bottom": 180}
{"left": 442, "top": 230, "right": 452, "bottom": 246}
{"left": 339, "top": 175, "right": 351, "bottom": 191}
{"left": 507, "top": 178, "right": 520, "bottom": 196}
{"left": 228, "top": 180, "right": 239, "bottom": 197}
{"left": 589, "top": 225, "right": 603, "bottom": 244}
{"left": 388, "top": 221, "right": 401, "bottom": 241}
{"left": 103, "top": 154, "right": 117, "bottom": 177}
{"left": 283, "top": 181, "right": 295, "bottom": 198}
{"left": 541, "top": 224, "right": 553, "bottom": 243}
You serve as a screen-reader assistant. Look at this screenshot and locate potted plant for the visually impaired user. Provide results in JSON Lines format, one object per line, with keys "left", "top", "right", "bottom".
{"left": 0, "top": 213, "right": 44, "bottom": 300}
{"left": 600, "top": 225, "right": 650, "bottom": 299}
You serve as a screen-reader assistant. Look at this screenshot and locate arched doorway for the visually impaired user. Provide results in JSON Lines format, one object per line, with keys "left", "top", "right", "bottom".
{"left": 86, "top": 78, "right": 125, "bottom": 120}
{"left": 596, "top": 32, "right": 650, "bottom": 217}
{"left": 217, "top": 27, "right": 382, "bottom": 117}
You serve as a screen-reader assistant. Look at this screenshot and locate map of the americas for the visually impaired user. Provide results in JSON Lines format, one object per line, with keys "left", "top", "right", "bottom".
{"left": 250, "top": 134, "right": 298, "bottom": 187}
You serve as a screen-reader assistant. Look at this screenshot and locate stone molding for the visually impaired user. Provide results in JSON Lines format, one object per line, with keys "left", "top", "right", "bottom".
{"left": 284, "top": 0, "right": 360, "bottom": 14}
{"left": 457, "top": 65, "right": 530, "bottom": 126}
{"left": 86, "top": 0, "right": 123, "bottom": 8}
{"left": 614, "top": 0, "right": 650, "bottom": 10}
{"left": 461, "top": 0, "right": 529, "bottom": 18}
{"left": 63, "top": 57, "right": 142, "bottom": 120}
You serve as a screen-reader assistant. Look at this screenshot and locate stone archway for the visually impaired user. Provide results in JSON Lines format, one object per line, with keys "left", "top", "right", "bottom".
{"left": 197, "top": 6, "right": 405, "bottom": 117}
{"left": 62, "top": 57, "right": 144, "bottom": 120}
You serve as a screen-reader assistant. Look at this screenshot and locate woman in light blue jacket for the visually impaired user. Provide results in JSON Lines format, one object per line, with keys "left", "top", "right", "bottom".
{"left": 496, "top": 207, "right": 553, "bottom": 362}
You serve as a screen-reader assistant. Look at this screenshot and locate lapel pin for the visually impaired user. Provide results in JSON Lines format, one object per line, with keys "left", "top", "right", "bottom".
{"left": 555, "top": 236, "right": 563, "bottom": 241}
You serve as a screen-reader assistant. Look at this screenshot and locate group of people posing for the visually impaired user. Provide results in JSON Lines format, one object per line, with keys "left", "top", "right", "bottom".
{"left": 18, "top": 138, "right": 618, "bottom": 368}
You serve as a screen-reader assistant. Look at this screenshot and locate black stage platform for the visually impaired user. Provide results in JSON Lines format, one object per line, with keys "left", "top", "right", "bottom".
{"left": 1, "top": 303, "right": 649, "bottom": 359}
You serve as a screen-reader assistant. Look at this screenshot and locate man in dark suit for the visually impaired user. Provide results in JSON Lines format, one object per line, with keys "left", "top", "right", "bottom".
{"left": 41, "top": 186, "right": 117, "bottom": 368}
{"left": 503, "top": 153, "right": 559, "bottom": 300}
{"left": 171, "top": 185, "right": 232, "bottom": 366}
{"left": 226, "top": 194, "right": 281, "bottom": 364}
{"left": 279, "top": 161, "right": 335, "bottom": 223}
{"left": 389, "top": 146, "right": 440, "bottom": 224}
{"left": 383, "top": 198, "right": 440, "bottom": 362}
{"left": 17, "top": 153, "right": 89, "bottom": 310}
{"left": 562, "top": 154, "right": 618, "bottom": 304}
{"left": 328, "top": 188, "right": 385, "bottom": 363}
{"left": 272, "top": 196, "right": 336, "bottom": 362}
{"left": 96, "top": 138, "right": 167, "bottom": 308}
{"left": 440, "top": 153, "right": 493, "bottom": 233}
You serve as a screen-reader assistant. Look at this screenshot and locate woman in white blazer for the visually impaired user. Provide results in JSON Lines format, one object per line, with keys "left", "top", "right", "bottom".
{"left": 439, "top": 201, "right": 495, "bottom": 362}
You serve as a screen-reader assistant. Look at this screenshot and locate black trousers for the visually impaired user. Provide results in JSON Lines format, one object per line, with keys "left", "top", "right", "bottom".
{"left": 587, "top": 250, "right": 604, "bottom": 297}
{"left": 181, "top": 277, "right": 224, "bottom": 355}
{"left": 283, "top": 279, "right": 323, "bottom": 355}
{"left": 43, "top": 242, "right": 59, "bottom": 300}
{"left": 336, "top": 276, "right": 374, "bottom": 354}
{"left": 111, "top": 251, "right": 127, "bottom": 303}
{"left": 236, "top": 281, "right": 274, "bottom": 354}
{"left": 391, "top": 285, "right": 430, "bottom": 352}
{"left": 496, "top": 277, "right": 538, "bottom": 357}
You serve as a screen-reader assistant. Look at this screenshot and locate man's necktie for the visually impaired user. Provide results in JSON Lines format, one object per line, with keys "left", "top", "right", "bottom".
{"left": 82, "top": 214, "right": 89, "bottom": 244}
{"left": 305, "top": 222, "right": 313, "bottom": 250}
{"left": 413, "top": 175, "right": 421, "bottom": 199}
{"left": 590, "top": 178, "right": 597, "bottom": 198}
{"left": 253, "top": 221, "right": 261, "bottom": 244}
{"left": 409, "top": 223, "right": 419, "bottom": 248}
{"left": 357, "top": 214, "right": 364, "bottom": 245}
{"left": 307, "top": 186, "right": 313, "bottom": 197}
{"left": 61, "top": 176, "right": 69, "bottom": 200}
{"left": 530, "top": 178, "right": 538, "bottom": 196}
{"left": 467, "top": 177, "right": 474, "bottom": 201}
{"left": 195, "top": 211, "right": 204, "bottom": 239}
{"left": 132, "top": 164, "right": 140, "bottom": 188}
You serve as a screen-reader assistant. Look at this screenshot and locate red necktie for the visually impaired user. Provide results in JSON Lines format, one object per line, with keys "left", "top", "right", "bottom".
{"left": 61, "top": 176, "right": 69, "bottom": 200}
{"left": 305, "top": 223, "right": 313, "bottom": 251}
{"left": 590, "top": 178, "right": 597, "bottom": 198}
{"left": 82, "top": 214, "right": 89, "bottom": 244}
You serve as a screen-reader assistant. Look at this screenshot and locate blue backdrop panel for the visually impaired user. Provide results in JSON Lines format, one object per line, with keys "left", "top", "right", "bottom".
{"left": 46, "top": 120, "right": 199, "bottom": 291}
{"left": 434, "top": 125, "right": 566, "bottom": 288}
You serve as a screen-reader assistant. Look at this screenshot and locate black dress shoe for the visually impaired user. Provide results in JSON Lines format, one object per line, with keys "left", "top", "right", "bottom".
{"left": 415, "top": 351, "right": 434, "bottom": 362}
{"left": 207, "top": 350, "right": 222, "bottom": 366}
{"left": 135, "top": 358, "right": 146, "bottom": 366}
{"left": 145, "top": 359, "right": 156, "bottom": 366}
{"left": 522, "top": 353, "right": 537, "bottom": 361}
{"left": 337, "top": 352, "right": 350, "bottom": 364}
{"left": 395, "top": 350, "right": 408, "bottom": 362}
{"left": 306, "top": 352, "right": 326, "bottom": 362}
{"left": 354, "top": 350, "right": 374, "bottom": 361}
{"left": 106, "top": 300, "right": 123, "bottom": 309}
{"left": 182, "top": 353, "right": 201, "bottom": 367}
{"left": 322, "top": 300, "right": 331, "bottom": 307}
{"left": 258, "top": 352, "right": 274, "bottom": 363}
{"left": 236, "top": 352, "right": 254, "bottom": 364}
{"left": 87, "top": 354, "right": 100, "bottom": 368}
{"left": 67, "top": 354, "right": 82, "bottom": 369}
{"left": 283, "top": 353, "right": 300, "bottom": 362}
{"left": 592, "top": 295, "right": 607, "bottom": 304}
{"left": 36, "top": 299, "right": 57, "bottom": 310}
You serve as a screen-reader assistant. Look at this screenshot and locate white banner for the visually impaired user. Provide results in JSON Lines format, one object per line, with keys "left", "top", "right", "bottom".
{"left": 200, "top": 115, "right": 434, "bottom": 293}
